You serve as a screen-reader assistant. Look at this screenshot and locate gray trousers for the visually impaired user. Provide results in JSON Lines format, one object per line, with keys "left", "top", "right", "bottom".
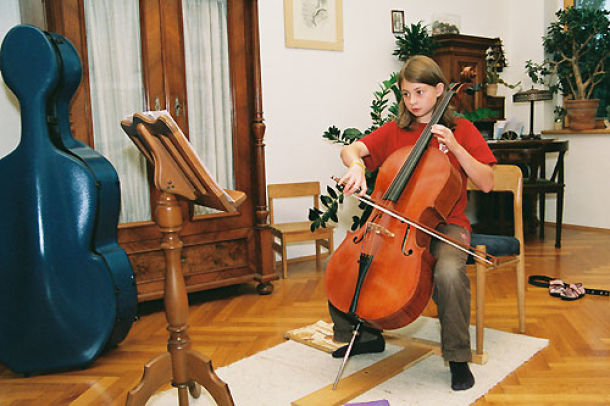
{"left": 329, "top": 223, "right": 472, "bottom": 362}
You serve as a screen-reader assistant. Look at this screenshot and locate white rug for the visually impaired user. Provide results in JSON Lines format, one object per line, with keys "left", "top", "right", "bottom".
{"left": 148, "top": 317, "right": 548, "bottom": 406}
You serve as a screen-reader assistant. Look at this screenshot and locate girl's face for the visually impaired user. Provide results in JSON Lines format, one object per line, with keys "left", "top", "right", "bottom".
{"left": 400, "top": 79, "right": 444, "bottom": 123}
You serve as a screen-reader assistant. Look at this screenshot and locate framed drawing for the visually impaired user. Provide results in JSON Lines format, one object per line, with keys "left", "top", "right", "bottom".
{"left": 391, "top": 10, "right": 405, "bottom": 34}
{"left": 284, "top": 0, "right": 344, "bottom": 51}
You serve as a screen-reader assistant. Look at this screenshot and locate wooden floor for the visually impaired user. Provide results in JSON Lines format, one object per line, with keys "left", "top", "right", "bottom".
{"left": 1, "top": 225, "right": 609, "bottom": 405}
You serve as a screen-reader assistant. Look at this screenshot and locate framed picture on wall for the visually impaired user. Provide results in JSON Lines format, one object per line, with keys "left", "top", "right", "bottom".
{"left": 391, "top": 10, "right": 405, "bottom": 34}
{"left": 283, "top": 0, "right": 344, "bottom": 51}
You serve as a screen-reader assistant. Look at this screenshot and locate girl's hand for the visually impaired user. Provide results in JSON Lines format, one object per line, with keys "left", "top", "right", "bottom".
{"left": 338, "top": 161, "right": 367, "bottom": 196}
{"left": 431, "top": 124, "right": 459, "bottom": 153}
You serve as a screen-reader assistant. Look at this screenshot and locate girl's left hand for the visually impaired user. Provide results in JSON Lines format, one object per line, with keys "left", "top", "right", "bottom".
{"left": 431, "top": 124, "right": 459, "bottom": 152}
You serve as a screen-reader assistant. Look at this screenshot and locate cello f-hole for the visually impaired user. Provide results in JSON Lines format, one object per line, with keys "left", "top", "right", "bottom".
{"left": 352, "top": 212, "right": 383, "bottom": 244}
{"left": 401, "top": 225, "right": 413, "bottom": 256}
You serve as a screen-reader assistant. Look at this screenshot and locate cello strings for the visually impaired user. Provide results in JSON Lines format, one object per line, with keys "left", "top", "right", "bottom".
{"left": 383, "top": 86, "right": 456, "bottom": 201}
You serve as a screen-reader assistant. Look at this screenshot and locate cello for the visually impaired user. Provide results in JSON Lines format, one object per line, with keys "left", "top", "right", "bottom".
{"left": 324, "top": 68, "right": 487, "bottom": 387}
{"left": 324, "top": 80, "right": 471, "bottom": 332}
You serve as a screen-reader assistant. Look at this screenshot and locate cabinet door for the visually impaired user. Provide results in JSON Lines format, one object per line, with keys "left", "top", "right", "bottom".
{"left": 46, "top": 0, "right": 275, "bottom": 300}
{"left": 432, "top": 34, "right": 499, "bottom": 114}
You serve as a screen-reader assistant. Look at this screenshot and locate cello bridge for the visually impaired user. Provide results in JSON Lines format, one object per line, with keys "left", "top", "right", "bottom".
{"left": 365, "top": 222, "right": 395, "bottom": 238}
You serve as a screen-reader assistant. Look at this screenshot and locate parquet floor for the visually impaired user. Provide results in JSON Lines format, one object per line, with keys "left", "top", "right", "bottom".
{"left": 1, "top": 225, "right": 609, "bottom": 405}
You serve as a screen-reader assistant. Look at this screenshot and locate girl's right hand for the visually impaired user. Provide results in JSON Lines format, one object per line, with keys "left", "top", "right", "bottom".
{"left": 338, "top": 162, "right": 367, "bottom": 196}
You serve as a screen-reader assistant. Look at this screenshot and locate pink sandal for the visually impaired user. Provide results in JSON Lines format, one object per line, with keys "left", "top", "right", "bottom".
{"left": 549, "top": 279, "right": 565, "bottom": 297}
{"left": 560, "top": 283, "right": 586, "bottom": 301}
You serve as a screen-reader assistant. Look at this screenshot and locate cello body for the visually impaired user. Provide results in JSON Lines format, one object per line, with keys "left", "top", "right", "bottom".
{"left": 324, "top": 144, "right": 461, "bottom": 330}
{"left": 0, "top": 25, "right": 134, "bottom": 374}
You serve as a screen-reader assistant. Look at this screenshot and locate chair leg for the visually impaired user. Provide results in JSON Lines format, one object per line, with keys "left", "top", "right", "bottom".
{"left": 555, "top": 188, "right": 564, "bottom": 248}
{"left": 539, "top": 191, "right": 545, "bottom": 240}
{"left": 516, "top": 256, "right": 526, "bottom": 333}
{"left": 315, "top": 240, "right": 322, "bottom": 272}
{"left": 475, "top": 257, "right": 486, "bottom": 357}
{"left": 281, "top": 238, "right": 288, "bottom": 279}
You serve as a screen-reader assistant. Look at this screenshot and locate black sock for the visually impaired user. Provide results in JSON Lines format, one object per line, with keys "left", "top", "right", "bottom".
{"left": 332, "top": 334, "right": 385, "bottom": 358}
{"left": 449, "top": 361, "right": 475, "bottom": 391}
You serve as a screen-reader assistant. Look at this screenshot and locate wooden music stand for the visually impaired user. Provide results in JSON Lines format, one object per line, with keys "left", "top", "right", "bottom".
{"left": 121, "top": 111, "right": 244, "bottom": 406}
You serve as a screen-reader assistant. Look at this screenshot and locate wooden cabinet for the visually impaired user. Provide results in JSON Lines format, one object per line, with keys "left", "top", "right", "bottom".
{"left": 44, "top": 0, "right": 276, "bottom": 301}
{"left": 432, "top": 34, "right": 505, "bottom": 118}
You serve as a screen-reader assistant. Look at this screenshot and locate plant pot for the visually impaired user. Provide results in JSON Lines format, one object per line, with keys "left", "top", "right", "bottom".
{"left": 486, "top": 83, "right": 498, "bottom": 97}
{"left": 566, "top": 99, "right": 599, "bottom": 130}
{"left": 553, "top": 121, "right": 563, "bottom": 130}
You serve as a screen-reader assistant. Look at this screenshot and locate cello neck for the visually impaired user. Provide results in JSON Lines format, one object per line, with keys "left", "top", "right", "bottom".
{"left": 382, "top": 87, "right": 456, "bottom": 202}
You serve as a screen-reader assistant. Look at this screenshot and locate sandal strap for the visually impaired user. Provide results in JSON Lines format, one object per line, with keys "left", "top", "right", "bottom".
{"left": 528, "top": 275, "right": 553, "bottom": 288}
{"left": 585, "top": 288, "right": 610, "bottom": 296}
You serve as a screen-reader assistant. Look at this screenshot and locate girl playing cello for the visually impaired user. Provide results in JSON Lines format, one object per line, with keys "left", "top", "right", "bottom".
{"left": 330, "top": 55, "right": 496, "bottom": 391}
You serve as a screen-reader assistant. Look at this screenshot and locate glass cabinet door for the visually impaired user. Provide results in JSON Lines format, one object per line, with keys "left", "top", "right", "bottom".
{"left": 182, "top": 0, "right": 234, "bottom": 215}
{"left": 83, "top": 0, "right": 150, "bottom": 223}
{"left": 82, "top": 0, "right": 235, "bottom": 221}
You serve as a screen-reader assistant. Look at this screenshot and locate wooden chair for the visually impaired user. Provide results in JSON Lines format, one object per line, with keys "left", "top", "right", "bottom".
{"left": 468, "top": 164, "right": 525, "bottom": 362}
{"left": 268, "top": 182, "right": 335, "bottom": 278}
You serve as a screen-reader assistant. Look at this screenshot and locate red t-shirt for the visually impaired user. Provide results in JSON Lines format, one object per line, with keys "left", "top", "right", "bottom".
{"left": 360, "top": 118, "right": 496, "bottom": 232}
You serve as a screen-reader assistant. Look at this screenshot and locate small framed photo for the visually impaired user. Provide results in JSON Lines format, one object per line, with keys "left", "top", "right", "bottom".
{"left": 391, "top": 10, "right": 405, "bottom": 34}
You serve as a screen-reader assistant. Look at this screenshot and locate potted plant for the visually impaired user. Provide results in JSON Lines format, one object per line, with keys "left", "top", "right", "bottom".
{"left": 485, "top": 39, "right": 520, "bottom": 96}
{"left": 526, "top": 6, "right": 610, "bottom": 130}
{"left": 393, "top": 21, "right": 437, "bottom": 61}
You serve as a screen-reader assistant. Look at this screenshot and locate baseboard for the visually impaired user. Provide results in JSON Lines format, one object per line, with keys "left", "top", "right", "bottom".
{"left": 544, "top": 222, "right": 610, "bottom": 233}
{"left": 284, "top": 253, "right": 331, "bottom": 265}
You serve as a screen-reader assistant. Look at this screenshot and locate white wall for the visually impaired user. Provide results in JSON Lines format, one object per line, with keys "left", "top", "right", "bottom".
{"left": 0, "top": 0, "right": 21, "bottom": 159}
{"left": 545, "top": 134, "right": 610, "bottom": 229}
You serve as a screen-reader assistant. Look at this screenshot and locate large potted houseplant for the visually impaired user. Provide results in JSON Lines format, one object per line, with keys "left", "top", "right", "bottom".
{"left": 526, "top": 6, "right": 609, "bottom": 130}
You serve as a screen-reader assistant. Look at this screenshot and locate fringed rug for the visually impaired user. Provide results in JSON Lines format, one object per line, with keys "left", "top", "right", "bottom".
{"left": 148, "top": 317, "right": 548, "bottom": 405}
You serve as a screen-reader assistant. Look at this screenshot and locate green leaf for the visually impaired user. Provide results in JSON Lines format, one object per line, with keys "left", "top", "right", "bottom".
{"left": 342, "top": 128, "right": 364, "bottom": 142}
{"left": 327, "top": 185, "right": 338, "bottom": 199}
{"left": 330, "top": 211, "right": 338, "bottom": 223}
{"left": 320, "top": 195, "right": 332, "bottom": 208}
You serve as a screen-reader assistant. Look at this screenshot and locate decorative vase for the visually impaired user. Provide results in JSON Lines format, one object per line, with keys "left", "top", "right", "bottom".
{"left": 566, "top": 99, "right": 599, "bottom": 130}
{"left": 486, "top": 83, "right": 498, "bottom": 97}
{"left": 553, "top": 121, "right": 563, "bottom": 130}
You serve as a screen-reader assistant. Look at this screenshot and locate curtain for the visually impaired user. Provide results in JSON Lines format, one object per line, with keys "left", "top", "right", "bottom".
{"left": 182, "top": 0, "right": 234, "bottom": 215}
{"left": 83, "top": 0, "right": 150, "bottom": 223}
{"left": 83, "top": 0, "right": 233, "bottom": 221}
